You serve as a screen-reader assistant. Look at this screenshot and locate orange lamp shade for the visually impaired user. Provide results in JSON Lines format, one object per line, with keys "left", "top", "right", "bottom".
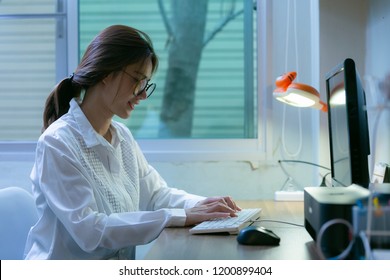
{"left": 273, "top": 72, "right": 328, "bottom": 112}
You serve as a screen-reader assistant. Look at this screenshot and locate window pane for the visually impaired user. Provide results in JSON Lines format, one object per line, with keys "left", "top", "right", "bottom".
{"left": 79, "top": 0, "right": 257, "bottom": 139}
{"left": 0, "top": 0, "right": 59, "bottom": 141}
{"left": 0, "top": 0, "right": 56, "bottom": 14}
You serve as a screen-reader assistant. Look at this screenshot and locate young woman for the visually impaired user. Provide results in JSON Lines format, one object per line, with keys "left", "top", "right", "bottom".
{"left": 23, "top": 25, "right": 240, "bottom": 260}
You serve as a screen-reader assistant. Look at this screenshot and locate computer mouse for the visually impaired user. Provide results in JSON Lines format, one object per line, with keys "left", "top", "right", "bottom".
{"left": 237, "top": 226, "right": 280, "bottom": 246}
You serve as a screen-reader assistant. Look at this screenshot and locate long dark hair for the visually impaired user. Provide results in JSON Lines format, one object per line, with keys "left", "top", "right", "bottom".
{"left": 42, "top": 25, "right": 158, "bottom": 130}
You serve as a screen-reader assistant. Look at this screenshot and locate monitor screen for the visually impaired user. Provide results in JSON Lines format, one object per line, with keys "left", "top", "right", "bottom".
{"left": 326, "top": 58, "right": 370, "bottom": 188}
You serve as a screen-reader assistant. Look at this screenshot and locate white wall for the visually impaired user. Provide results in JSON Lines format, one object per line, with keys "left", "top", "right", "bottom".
{"left": 319, "top": 0, "right": 390, "bottom": 177}
{"left": 318, "top": 0, "right": 368, "bottom": 170}
{"left": 365, "top": 0, "right": 390, "bottom": 170}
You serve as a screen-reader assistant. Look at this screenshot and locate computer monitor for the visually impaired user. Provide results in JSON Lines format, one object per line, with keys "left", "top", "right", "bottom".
{"left": 326, "top": 58, "right": 370, "bottom": 188}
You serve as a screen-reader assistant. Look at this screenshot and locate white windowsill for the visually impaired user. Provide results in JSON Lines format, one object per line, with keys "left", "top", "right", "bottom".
{"left": 0, "top": 139, "right": 269, "bottom": 163}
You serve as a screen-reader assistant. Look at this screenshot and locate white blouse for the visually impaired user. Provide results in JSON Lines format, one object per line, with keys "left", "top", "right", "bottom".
{"left": 24, "top": 98, "right": 204, "bottom": 260}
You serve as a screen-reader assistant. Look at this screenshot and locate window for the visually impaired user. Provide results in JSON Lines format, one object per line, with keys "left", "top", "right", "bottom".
{"left": 0, "top": 0, "right": 270, "bottom": 161}
{"left": 0, "top": 0, "right": 67, "bottom": 140}
{"left": 79, "top": 0, "right": 257, "bottom": 140}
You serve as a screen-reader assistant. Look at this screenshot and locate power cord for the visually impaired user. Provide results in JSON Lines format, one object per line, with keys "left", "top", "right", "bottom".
{"left": 316, "top": 218, "right": 355, "bottom": 260}
{"left": 359, "top": 230, "right": 376, "bottom": 260}
{"left": 278, "top": 160, "right": 331, "bottom": 189}
{"left": 278, "top": 160, "right": 330, "bottom": 171}
{"left": 249, "top": 219, "right": 304, "bottom": 228}
{"left": 319, "top": 172, "right": 331, "bottom": 187}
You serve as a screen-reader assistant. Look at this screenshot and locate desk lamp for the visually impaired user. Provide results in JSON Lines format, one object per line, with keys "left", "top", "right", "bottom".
{"left": 273, "top": 72, "right": 327, "bottom": 201}
{"left": 273, "top": 72, "right": 328, "bottom": 112}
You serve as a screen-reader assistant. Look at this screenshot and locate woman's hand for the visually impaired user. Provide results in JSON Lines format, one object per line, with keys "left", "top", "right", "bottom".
{"left": 184, "top": 196, "right": 242, "bottom": 226}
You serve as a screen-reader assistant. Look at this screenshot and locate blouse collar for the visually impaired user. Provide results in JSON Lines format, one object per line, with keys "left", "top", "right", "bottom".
{"left": 69, "top": 98, "right": 124, "bottom": 148}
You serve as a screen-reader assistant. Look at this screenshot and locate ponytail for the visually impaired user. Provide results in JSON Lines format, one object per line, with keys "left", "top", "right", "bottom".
{"left": 42, "top": 75, "right": 81, "bottom": 131}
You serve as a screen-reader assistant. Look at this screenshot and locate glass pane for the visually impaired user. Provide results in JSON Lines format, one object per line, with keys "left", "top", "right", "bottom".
{"left": 0, "top": 17, "right": 57, "bottom": 140}
{"left": 0, "top": 0, "right": 61, "bottom": 141}
{"left": 0, "top": 0, "right": 56, "bottom": 14}
{"left": 79, "top": 0, "right": 257, "bottom": 139}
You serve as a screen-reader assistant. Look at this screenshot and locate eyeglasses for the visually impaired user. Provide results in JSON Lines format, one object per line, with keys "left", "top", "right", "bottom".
{"left": 122, "top": 70, "right": 156, "bottom": 98}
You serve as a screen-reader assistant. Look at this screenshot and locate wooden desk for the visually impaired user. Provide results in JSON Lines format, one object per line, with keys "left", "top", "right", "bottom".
{"left": 144, "top": 200, "right": 320, "bottom": 260}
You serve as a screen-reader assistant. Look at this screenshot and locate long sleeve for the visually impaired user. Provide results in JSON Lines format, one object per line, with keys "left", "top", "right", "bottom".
{"left": 133, "top": 141, "right": 204, "bottom": 217}
{"left": 24, "top": 100, "right": 205, "bottom": 259}
{"left": 27, "top": 136, "right": 184, "bottom": 258}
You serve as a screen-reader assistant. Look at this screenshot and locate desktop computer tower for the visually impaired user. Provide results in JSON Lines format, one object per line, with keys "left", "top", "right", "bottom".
{"left": 304, "top": 185, "right": 370, "bottom": 258}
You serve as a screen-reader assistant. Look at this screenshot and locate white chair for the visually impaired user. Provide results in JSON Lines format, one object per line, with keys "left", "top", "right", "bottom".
{"left": 0, "top": 187, "right": 38, "bottom": 259}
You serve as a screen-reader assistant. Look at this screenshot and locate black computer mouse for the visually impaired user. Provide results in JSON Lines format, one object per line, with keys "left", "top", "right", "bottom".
{"left": 237, "top": 226, "right": 280, "bottom": 246}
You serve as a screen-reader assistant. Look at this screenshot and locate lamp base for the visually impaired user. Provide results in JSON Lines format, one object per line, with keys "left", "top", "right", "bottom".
{"left": 274, "top": 190, "right": 304, "bottom": 201}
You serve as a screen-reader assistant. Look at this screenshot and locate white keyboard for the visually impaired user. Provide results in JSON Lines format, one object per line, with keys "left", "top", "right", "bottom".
{"left": 189, "top": 208, "right": 262, "bottom": 235}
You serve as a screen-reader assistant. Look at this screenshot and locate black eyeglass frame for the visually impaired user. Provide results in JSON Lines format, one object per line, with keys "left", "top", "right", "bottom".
{"left": 122, "top": 70, "right": 156, "bottom": 98}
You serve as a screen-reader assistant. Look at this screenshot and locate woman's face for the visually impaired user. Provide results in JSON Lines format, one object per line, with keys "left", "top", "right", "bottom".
{"left": 103, "top": 57, "right": 153, "bottom": 119}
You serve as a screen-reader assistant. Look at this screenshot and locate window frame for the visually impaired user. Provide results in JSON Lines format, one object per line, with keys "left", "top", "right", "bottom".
{"left": 134, "top": 0, "right": 273, "bottom": 162}
{"left": 0, "top": 0, "right": 273, "bottom": 163}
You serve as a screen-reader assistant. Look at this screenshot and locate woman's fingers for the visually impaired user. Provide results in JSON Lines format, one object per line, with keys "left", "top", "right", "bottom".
{"left": 196, "top": 196, "right": 241, "bottom": 212}
{"left": 184, "top": 207, "right": 231, "bottom": 226}
{"left": 222, "top": 196, "right": 242, "bottom": 211}
{"left": 185, "top": 197, "right": 242, "bottom": 226}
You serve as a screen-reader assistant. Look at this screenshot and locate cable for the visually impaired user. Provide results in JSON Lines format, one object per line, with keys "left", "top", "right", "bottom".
{"left": 278, "top": 160, "right": 331, "bottom": 171}
{"left": 250, "top": 219, "right": 304, "bottom": 228}
{"left": 316, "top": 218, "right": 354, "bottom": 260}
{"left": 278, "top": 160, "right": 302, "bottom": 191}
{"left": 281, "top": 0, "right": 303, "bottom": 158}
{"left": 319, "top": 172, "right": 331, "bottom": 187}
{"left": 282, "top": 105, "right": 303, "bottom": 157}
{"left": 359, "top": 230, "right": 374, "bottom": 260}
{"left": 278, "top": 160, "right": 331, "bottom": 189}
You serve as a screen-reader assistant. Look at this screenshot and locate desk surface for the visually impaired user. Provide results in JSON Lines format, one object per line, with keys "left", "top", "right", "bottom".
{"left": 144, "top": 200, "right": 320, "bottom": 260}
